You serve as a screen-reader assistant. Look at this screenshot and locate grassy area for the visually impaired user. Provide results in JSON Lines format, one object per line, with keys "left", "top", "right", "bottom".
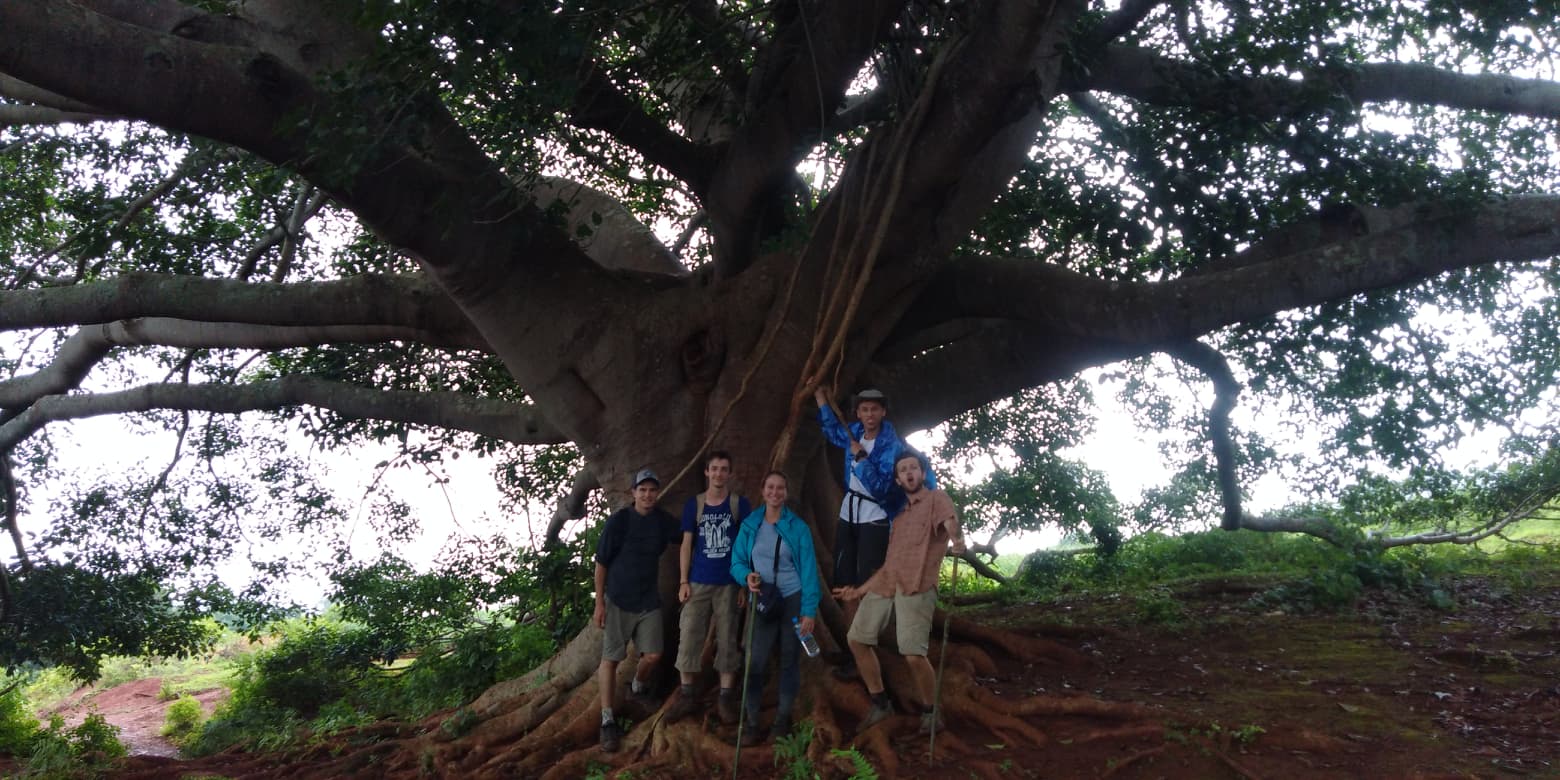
{"left": 945, "top": 516, "right": 1560, "bottom": 620}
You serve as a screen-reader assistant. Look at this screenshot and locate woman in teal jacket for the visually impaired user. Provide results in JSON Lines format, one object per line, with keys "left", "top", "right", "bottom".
{"left": 729, "top": 470, "right": 819, "bottom": 744}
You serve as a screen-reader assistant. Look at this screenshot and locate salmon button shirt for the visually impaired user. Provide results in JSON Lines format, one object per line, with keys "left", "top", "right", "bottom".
{"left": 865, "top": 489, "right": 961, "bottom": 598}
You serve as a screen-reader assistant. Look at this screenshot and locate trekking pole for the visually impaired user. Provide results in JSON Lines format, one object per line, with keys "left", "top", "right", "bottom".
{"left": 734, "top": 591, "right": 757, "bottom": 780}
{"left": 929, "top": 555, "right": 959, "bottom": 760}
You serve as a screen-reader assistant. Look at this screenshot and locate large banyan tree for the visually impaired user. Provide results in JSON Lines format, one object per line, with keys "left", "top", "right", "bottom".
{"left": 2, "top": 0, "right": 1559, "bottom": 776}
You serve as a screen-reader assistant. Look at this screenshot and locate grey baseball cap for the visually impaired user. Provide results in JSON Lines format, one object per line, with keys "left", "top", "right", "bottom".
{"left": 853, "top": 388, "right": 888, "bottom": 409}
{"left": 632, "top": 468, "right": 660, "bottom": 487}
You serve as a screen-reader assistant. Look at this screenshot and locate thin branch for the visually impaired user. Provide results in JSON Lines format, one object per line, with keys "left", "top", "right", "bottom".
{"left": 957, "top": 549, "right": 1008, "bottom": 583}
{"left": 1165, "top": 341, "right": 1243, "bottom": 531}
{"left": 271, "top": 185, "right": 317, "bottom": 284}
{"left": 1085, "top": 0, "right": 1168, "bottom": 48}
{"left": 11, "top": 150, "right": 209, "bottom": 289}
{"left": 0, "top": 453, "right": 31, "bottom": 573}
{"left": 0, "top": 377, "right": 566, "bottom": 451}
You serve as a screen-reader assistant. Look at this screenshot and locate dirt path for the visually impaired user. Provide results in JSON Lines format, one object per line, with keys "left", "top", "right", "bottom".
{"left": 47, "top": 678, "right": 227, "bottom": 759}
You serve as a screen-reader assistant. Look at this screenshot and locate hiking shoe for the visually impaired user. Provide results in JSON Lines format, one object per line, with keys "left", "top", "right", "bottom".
{"left": 717, "top": 690, "right": 740, "bottom": 725}
{"left": 770, "top": 713, "right": 793, "bottom": 740}
{"left": 919, "top": 711, "right": 944, "bottom": 735}
{"left": 858, "top": 699, "right": 894, "bottom": 733}
{"left": 738, "top": 725, "right": 765, "bottom": 747}
{"left": 599, "top": 722, "right": 622, "bottom": 753}
{"left": 663, "top": 691, "right": 698, "bottom": 722}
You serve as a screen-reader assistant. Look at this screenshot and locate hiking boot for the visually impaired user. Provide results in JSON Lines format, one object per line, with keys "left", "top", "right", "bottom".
{"left": 717, "top": 690, "right": 740, "bottom": 725}
{"left": 663, "top": 689, "right": 698, "bottom": 722}
{"left": 599, "top": 722, "right": 623, "bottom": 753}
{"left": 738, "top": 724, "right": 765, "bottom": 747}
{"left": 919, "top": 711, "right": 944, "bottom": 735}
{"left": 858, "top": 699, "right": 894, "bottom": 733}
{"left": 769, "top": 713, "right": 793, "bottom": 740}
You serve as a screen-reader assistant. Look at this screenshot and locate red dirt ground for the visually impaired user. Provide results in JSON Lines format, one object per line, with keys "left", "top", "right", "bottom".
{"left": 45, "top": 678, "right": 228, "bottom": 759}
{"left": 42, "top": 568, "right": 1560, "bottom": 778}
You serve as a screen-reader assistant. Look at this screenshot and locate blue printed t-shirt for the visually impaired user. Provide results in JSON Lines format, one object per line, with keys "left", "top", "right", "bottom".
{"left": 595, "top": 505, "right": 680, "bottom": 612}
{"left": 681, "top": 494, "right": 751, "bottom": 586}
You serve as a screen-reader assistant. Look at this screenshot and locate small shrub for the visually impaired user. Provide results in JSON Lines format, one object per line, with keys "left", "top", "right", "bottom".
{"left": 1132, "top": 590, "right": 1188, "bottom": 626}
{"left": 24, "top": 712, "right": 127, "bottom": 777}
{"left": 0, "top": 681, "right": 41, "bottom": 756}
{"left": 161, "top": 695, "right": 205, "bottom": 748}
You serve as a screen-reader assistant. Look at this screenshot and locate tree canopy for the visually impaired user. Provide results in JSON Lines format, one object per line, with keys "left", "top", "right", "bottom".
{"left": 1, "top": 0, "right": 1559, "bottom": 673}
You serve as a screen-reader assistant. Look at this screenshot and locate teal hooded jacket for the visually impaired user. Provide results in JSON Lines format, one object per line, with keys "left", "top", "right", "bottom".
{"left": 729, "top": 505, "right": 820, "bottom": 619}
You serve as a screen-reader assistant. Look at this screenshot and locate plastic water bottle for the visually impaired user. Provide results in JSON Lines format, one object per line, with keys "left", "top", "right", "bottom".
{"left": 792, "top": 617, "right": 821, "bottom": 657}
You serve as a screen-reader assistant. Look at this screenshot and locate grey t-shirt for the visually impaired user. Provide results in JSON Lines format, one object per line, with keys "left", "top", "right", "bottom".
{"left": 752, "top": 521, "right": 802, "bottom": 598}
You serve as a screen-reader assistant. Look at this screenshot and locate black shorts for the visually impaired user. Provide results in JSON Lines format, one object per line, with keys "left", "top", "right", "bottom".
{"left": 833, "top": 518, "right": 890, "bottom": 587}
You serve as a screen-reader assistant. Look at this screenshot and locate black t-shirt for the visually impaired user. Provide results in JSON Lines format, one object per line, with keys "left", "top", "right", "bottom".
{"left": 595, "top": 505, "right": 680, "bottom": 612}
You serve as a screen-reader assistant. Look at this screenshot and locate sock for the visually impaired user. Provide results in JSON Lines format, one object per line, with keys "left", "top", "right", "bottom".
{"left": 719, "top": 687, "right": 735, "bottom": 698}
{"left": 600, "top": 708, "right": 614, "bottom": 726}
{"left": 870, "top": 691, "right": 891, "bottom": 708}
{"left": 631, "top": 679, "right": 646, "bottom": 694}
{"left": 679, "top": 683, "right": 695, "bottom": 696}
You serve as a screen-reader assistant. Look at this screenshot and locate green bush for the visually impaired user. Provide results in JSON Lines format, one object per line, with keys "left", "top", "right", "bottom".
{"left": 0, "top": 680, "right": 41, "bottom": 757}
{"left": 1132, "top": 590, "right": 1188, "bottom": 626}
{"left": 161, "top": 695, "right": 206, "bottom": 749}
{"left": 23, "top": 713, "right": 126, "bottom": 778}
{"left": 188, "top": 618, "right": 556, "bottom": 755}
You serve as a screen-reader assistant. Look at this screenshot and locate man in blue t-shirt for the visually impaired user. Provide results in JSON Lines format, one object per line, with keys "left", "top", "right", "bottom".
{"left": 594, "top": 468, "right": 681, "bottom": 753}
{"left": 664, "top": 451, "right": 752, "bottom": 725}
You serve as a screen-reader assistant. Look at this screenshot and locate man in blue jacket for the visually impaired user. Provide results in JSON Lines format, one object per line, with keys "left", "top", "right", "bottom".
{"left": 813, "top": 385, "right": 935, "bottom": 677}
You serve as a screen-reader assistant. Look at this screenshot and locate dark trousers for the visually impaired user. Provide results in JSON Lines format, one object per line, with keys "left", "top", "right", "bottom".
{"left": 745, "top": 592, "right": 802, "bottom": 719}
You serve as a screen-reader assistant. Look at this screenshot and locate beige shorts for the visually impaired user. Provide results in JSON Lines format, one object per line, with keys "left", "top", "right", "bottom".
{"left": 675, "top": 582, "right": 742, "bottom": 675}
{"left": 601, "top": 601, "right": 664, "bottom": 662}
{"left": 846, "top": 588, "right": 936, "bottom": 656}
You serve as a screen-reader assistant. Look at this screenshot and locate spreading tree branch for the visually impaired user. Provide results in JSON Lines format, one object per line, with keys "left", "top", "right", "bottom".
{"left": 0, "top": 104, "right": 115, "bottom": 126}
{"left": 0, "top": 377, "right": 565, "bottom": 451}
{"left": 568, "top": 65, "right": 717, "bottom": 194}
{"left": 1083, "top": 46, "right": 1560, "bottom": 120}
{"left": 0, "top": 319, "right": 472, "bottom": 409}
{"left": 703, "top": 0, "right": 908, "bottom": 270}
{"left": 0, "top": 73, "right": 106, "bottom": 113}
{"left": 877, "top": 195, "right": 1560, "bottom": 430}
{"left": 0, "top": 274, "right": 476, "bottom": 337}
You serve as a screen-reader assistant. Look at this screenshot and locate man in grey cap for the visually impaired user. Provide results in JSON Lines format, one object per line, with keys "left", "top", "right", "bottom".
{"left": 812, "top": 383, "right": 936, "bottom": 679}
{"left": 593, "top": 467, "right": 681, "bottom": 752}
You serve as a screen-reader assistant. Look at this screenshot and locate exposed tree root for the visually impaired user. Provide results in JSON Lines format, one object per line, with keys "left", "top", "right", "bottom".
{"left": 1101, "top": 744, "right": 1166, "bottom": 777}
{"left": 946, "top": 615, "right": 1093, "bottom": 667}
{"left": 109, "top": 617, "right": 1215, "bottom": 779}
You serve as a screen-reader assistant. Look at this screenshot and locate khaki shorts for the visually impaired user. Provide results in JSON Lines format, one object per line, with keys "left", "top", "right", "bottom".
{"left": 601, "top": 601, "right": 664, "bottom": 662}
{"left": 847, "top": 588, "right": 936, "bottom": 656}
{"left": 675, "top": 582, "right": 742, "bottom": 675}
